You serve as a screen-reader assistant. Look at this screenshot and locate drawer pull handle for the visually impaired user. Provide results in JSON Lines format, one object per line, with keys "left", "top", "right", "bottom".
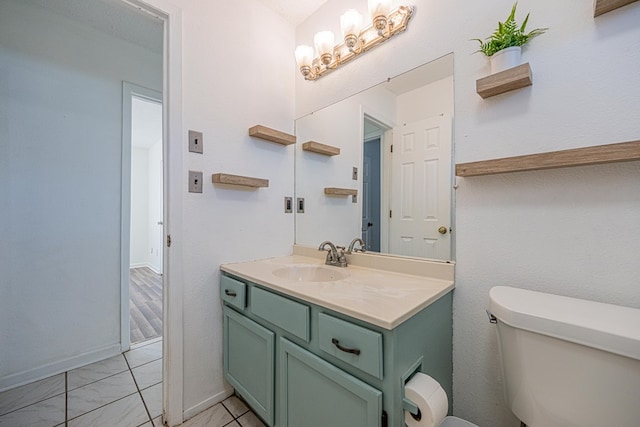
{"left": 224, "top": 289, "right": 237, "bottom": 297}
{"left": 331, "top": 338, "right": 361, "bottom": 356}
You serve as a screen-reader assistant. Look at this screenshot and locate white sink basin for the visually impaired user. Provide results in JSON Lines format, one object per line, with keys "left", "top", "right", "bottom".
{"left": 272, "top": 265, "right": 349, "bottom": 282}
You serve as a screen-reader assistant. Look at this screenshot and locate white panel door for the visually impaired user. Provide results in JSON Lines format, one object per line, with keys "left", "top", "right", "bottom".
{"left": 389, "top": 115, "right": 452, "bottom": 259}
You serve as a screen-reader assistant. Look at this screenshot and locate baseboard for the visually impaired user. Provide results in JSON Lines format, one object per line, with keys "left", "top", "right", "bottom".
{"left": 183, "top": 388, "right": 234, "bottom": 421}
{"left": 0, "top": 343, "right": 121, "bottom": 393}
{"left": 130, "top": 263, "right": 162, "bottom": 275}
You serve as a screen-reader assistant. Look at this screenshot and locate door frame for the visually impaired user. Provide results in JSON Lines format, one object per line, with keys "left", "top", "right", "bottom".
{"left": 119, "top": 0, "right": 184, "bottom": 425}
{"left": 360, "top": 109, "right": 393, "bottom": 253}
{"left": 121, "top": 82, "right": 163, "bottom": 352}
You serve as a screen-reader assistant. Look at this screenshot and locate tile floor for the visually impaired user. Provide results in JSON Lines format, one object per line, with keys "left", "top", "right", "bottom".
{"left": 0, "top": 339, "right": 263, "bottom": 427}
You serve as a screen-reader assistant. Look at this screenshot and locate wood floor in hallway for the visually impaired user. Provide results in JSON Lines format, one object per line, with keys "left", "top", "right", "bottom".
{"left": 130, "top": 267, "right": 162, "bottom": 344}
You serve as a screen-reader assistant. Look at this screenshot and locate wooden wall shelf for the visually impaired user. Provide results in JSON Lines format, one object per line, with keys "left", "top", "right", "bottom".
{"left": 455, "top": 140, "right": 640, "bottom": 177}
{"left": 476, "top": 63, "right": 532, "bottom": 99}
{"left": 249, "top": 125, "right": 296, "bottom": 146}
{"left": 324, "top": 187, "right": 358, "bottom": 196}
{"left": 212, "top": 173, "right": 269, "bottom": 188}
{"left": 594, "top": 0, "right": 639, "bottom": 17}
{"left": 302, "top": 141, "right": 341, "bottom": 156}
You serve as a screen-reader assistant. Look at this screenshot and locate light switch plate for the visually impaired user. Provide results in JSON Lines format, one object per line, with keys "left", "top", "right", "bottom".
{"left": 352, "top": 167, "right": 358, "bottom": 180}
{"left": 188, "top": 170, "right": 203, "bottom": 193}
{"left": 297, "top": 197, "right": 305, "bottom": 213}
{"left": 284, "top": 197, "right": 293, "bottom": 213}
{"left": 188, "top": 130, "right": 203, "bottom": 154}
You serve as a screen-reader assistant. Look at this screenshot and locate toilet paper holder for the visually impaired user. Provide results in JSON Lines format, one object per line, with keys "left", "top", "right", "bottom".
{"left": 402, "top": 359, "right": 422, "bottom": 418}
{"left": 403, "top": 396, "right": 421, "bottom": 420}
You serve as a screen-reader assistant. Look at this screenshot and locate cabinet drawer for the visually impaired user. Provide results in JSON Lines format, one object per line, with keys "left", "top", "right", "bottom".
{"left": 221, "top": 275, "right": 246, "bottom": 310}
{"left": 318, "top": 313, "right": 383, "bottom": 379}
{"left": 251, "top": 287, "right": 310, "bottom": 342}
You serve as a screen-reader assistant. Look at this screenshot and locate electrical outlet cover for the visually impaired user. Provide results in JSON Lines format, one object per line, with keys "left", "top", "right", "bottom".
{"left": 188, "top": 170, "right": 203, "bottom": 193}
{"left": 188, "top": 130, "right": 203, "bottom": 153}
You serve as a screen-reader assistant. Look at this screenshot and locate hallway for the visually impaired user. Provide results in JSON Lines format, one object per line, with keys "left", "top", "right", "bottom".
{"left": 130, "top": 268, "right": 163, "bottom": 344}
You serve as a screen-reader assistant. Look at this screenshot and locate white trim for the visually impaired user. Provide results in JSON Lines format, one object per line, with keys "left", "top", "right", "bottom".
{"left": 121, "top": 82, "right": 162, "bottom": 355}
{"left": 120, "top": 0, "right": 184, "bottom": 425}
{"left": 361, "top": 108, "right": 393, "bottom": 254}
{"left": 183, "top": 388, "right": 234, "bottom": 421}
{"left": 0, "top": 344, "right": 120, "bottom": 393}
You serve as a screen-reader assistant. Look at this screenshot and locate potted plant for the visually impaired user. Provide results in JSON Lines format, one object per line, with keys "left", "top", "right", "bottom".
{"left": 473, "top": 2, "right": 547, "bottom": 74}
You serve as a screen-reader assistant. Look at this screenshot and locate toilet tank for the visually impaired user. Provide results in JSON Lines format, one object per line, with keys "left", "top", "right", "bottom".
{"left": 489, "top": 286, "right": 640, "bottom": 427}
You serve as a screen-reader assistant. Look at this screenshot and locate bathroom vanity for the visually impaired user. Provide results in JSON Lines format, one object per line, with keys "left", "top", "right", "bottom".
{"left": 220, "top": 250, "right": 454, "bottom": 427}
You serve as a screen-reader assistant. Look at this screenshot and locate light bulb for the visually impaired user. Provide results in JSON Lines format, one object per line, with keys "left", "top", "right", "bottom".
{"left": 341, "top": 9, "right": 363, "bottom": 50}
{"left": 314, "top": 31, "right": 335, "bottom": 66}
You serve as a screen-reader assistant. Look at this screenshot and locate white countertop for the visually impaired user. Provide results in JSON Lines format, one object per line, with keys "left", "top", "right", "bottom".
{"left": 220, "top": 255, "right": 454, "bottom": 330}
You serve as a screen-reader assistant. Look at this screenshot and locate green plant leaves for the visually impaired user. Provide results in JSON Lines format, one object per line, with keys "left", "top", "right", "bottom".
{"left": 472, "top": 2, "right": 548, "bottom": 57}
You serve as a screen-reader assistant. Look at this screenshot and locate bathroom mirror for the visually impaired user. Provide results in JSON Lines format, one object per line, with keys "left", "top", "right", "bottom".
{"left": 294, "top": 53, "right": 454, "bottom": 261}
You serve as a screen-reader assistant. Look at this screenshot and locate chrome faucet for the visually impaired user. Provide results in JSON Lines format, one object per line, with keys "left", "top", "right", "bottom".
{"left": 347, "top": 238, "right": 366, "bottom": 254}
{"left": 318, "top": 241, "right": 347, "bottom": 267}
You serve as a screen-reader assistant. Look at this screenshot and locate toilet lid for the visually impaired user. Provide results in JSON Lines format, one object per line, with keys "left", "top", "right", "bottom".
{"left": 439, "top": 416, "right": 479, "bottom": 427}
{"left": 489, "top": 286, "right": 640, "bottom": 361}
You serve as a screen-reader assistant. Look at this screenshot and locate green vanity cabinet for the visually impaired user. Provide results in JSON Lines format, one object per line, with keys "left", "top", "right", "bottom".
{"left": 280, "top": 338, "right": 382, "bottom": 427}
{"left": 221, "top": 272, "right": 453, "bottom": 427}
{"left": 223, "top": 306, "right": 275, "bottom": 425}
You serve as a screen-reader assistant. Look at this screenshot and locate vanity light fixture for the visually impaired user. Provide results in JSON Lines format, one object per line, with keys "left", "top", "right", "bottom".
{"left": 294, "top": 2, "right": 414, "bottom": 81}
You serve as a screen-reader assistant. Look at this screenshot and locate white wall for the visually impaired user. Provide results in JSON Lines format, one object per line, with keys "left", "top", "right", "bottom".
{"left": 0, "top": 0, "right": 162, "bottom": 389}
{"left": 396, "top": 76, "right": 454, "bottom": 124}
{"left": 295, "top": 85, "right": 396, "bottom": 247}
{"left": 147, "top": 140, "right": 163, "bottom": 273}
{"left": 173, "top": 0, "right": 295, "bottom": 415}
{"left": 130, "top": 142, "right": 163, "bottom": 273}
{"left": 297, "top": 1, "right": 640, "bottom": 426}
{"left": 131, "top": 147, "right": 151, "bottom": 267}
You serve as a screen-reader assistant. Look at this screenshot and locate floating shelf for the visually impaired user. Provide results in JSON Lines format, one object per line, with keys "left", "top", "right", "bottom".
{"left": 302, "top": 141, "right": 341, "bottom": 156}
{"left": 212, "top": 173, "right": 269, "bottom": 188}
{"left": 324, "top": 187, "right": 358, "bottom": 196}
{"left": 455, "top": 140, "right": 640, "bottom": 177}
{"left": 594, "top": 0, "right": 639, "bottom": 16}
{"left": 476, "top": 63, "right": 532, "bottom": 99}
{"left": 249, "top": 125, "right": 296, "bottom": 146}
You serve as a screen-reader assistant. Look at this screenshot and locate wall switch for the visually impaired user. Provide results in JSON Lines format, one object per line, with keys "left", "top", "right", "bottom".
{"left": 188, "top": 170, "right": 203, "bottom": 193}
{"left": 284, "top": 197, "right": 293, "bottom": 213}
{"left": 352, "top": 167, "right": 358, "bottom": 180}
{"left": 297, "top": 197, "right": 305, "bottom": 213}
{"left": 352, "top": 194, "right": 357, "bottom": 203}
{"left": 188, "top": 130, "right": 203, "bottom": 154}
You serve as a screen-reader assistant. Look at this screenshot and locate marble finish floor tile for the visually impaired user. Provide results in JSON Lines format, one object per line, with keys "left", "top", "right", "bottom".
{"left": 125, "top": 341, "right": 162, "bottom": 368}
{"left": 132, "top": 359, "right": 162, "bottom": 390}
{"left": 152, "top": 416, "right": 163, "bottom": 426}
{"left": 67, "top": 370, "right": 137, "bottom": 419}
{"left": 67, "top": 354, "right": 129, "bottom": 390}
{"left": 237, "top": 411, "right": 266, "bottom": 427}
{"left": 221, "top": 395, "right": 249, "bottom": 418}
{"left": 141, "top": 383, "right": 162, "bottom": 419}
{"left": 224, "top": 422, "right": 241, "bottom": 427}
{"left": 0, "top": 394, "right": 65, "bottom": 427}
{"left": 183, "top": 403, "right": 233, "bottom": 427}
{"left": 0, "top": 374, "right": 65, "bottom": 416}
{"left": 68, "top": 393, "right": 149, "bottom": 427}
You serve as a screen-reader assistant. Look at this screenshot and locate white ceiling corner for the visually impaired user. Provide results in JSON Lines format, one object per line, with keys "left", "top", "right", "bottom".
{"left": 256, "top": 0, "right": 330, "bottom": 26}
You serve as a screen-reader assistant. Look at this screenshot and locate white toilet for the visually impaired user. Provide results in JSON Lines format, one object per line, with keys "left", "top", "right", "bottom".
{"left": 489, "top": 286, "right": 640, "bottom": 427}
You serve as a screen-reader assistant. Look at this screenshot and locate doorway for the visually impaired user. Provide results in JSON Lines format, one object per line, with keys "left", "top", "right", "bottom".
{"left": 129, "top": 92, "right": 163, "bottom": 344}
{"left": 122, "top": 83, "right": 163, "bottom": 348}
{"left": 362, "top": 116, "right": 391, "bottom": 253}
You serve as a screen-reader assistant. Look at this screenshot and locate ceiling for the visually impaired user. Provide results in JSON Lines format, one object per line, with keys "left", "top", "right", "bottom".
{"left": 256, "top": 0, "right": 330, "bottom": 26}
{"left": 25, "top": 0, "right": 163, "bottom": 53}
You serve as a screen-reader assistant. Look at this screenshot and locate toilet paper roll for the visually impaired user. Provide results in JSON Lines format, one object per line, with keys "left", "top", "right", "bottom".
{"left": 404, "top": 373, "right": 449, "bottom": 427}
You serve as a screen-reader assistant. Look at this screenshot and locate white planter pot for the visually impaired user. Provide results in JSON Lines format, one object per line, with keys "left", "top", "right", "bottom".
{"left": 490, "top": 46, "right": 522, "bottom": 74}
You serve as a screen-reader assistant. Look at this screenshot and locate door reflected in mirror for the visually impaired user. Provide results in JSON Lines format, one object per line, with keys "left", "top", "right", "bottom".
{"left": 295, "top": 53, "right": 455, "bottom": 262}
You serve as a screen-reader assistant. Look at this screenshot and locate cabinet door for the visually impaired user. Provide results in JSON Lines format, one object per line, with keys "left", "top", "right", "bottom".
{"left": 279, "top": 338, "right": 382, "bottom": 427}
{"left": 223, "top": 307, "right": 274, "bottom": 426}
